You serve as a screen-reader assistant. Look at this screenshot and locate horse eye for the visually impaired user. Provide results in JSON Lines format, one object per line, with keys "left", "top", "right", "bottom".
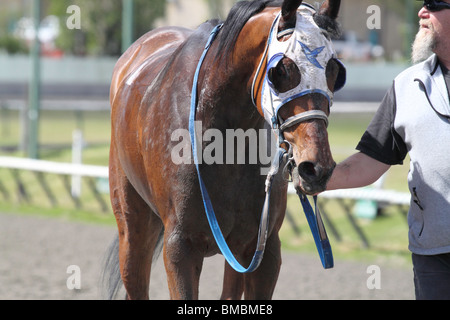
{"left": 268, "top": 61, "right": 284, "bottom": 86}
{"left": 276, "top": 63, "right": 286, "bottom": 77}
{"left": 268, "top": 58, "right": 301, "bottom": 94}
{"left": 325, "top": 59, "right": 339, "bottom": 91}
{"left": 268, "top": 67, "right": 277, "bottom": 85}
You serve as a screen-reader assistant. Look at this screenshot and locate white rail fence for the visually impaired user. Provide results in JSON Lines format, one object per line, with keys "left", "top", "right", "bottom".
{"left": 0, "top": 156, "right": 411, "bottom": 247}
{"left": 0, "top": 156, "right": 109, "bottom": 212}
{"left": 0, "top": 156, "right": 108, "bottom": 178}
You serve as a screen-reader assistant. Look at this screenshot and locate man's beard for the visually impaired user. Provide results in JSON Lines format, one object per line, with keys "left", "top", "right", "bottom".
{"left": 411, "top": 20, "right": 437, "bottom": 64}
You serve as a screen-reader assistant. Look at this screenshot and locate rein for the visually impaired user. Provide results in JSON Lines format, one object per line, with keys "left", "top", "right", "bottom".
{"left": 190, "top": 24, "right": 266, "bottom": 273}
{"left": 189, "top": 21, "right": 333, "bottom": 273}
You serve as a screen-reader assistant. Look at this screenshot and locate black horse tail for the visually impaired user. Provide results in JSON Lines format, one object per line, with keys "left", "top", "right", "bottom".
{"left": 100, "top": 229, "right": 164, "bottom": 300}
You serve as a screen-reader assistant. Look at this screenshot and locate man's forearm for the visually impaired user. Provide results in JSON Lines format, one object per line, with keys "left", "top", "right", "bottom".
{"left": 326, "top": 152, "right": 391, "bottom": 190}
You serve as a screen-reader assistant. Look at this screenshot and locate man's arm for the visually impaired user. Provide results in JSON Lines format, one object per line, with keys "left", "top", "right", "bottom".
{"left": 326, "top": 152, "right": 391, "bottom": 191}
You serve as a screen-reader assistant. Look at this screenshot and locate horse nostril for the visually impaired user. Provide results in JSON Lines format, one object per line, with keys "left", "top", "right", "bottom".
{"left": 298, "top": 161, "right": 319, "bottom": 181}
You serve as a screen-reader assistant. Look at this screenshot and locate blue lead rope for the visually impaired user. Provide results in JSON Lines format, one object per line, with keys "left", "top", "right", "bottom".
{"left": 189, "top": 24, "right": 333, "bottom": 273}
{"left": 189, "top": 24, "right": 266, "bottom": 273}
{"left": 299, "top": 194, "right": 334, "bottom": 269}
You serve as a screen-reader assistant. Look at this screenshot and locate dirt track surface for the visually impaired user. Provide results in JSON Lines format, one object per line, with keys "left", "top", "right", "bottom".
{"left": 0, "top": 213, "right": 415, "bottom": 300}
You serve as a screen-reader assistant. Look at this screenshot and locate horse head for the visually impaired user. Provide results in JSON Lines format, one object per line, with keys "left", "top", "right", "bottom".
{"left": 251, "top": 0, "right": 345, "bottom": 195}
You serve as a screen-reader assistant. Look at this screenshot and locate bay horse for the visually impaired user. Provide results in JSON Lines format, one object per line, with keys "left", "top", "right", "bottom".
{"left": 103, "top": 0, "right": 345, "bottom": 300}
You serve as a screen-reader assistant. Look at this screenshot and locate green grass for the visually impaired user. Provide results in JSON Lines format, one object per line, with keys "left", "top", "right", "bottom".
{"left": 0, "top": 110, "right": 413, "bottom": 267}
{"left": 0, "top": 109, "right": 114, "bottom": 224}
{"left": 1, "top": 109, "right": 111, "bottom": 154}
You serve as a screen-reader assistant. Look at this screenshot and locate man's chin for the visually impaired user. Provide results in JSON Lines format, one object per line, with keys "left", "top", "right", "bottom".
{"left": 411, "top": 29, "right": 436, "bottom": 64}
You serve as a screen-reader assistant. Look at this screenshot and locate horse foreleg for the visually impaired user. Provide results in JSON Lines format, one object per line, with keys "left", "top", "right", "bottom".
{"left": 243, "top": 233, "right": 282, "bottom": 300}
{"left": 220, "top": 261, "right": 244, "bottom": 300}
{"left": 163, "top": 228, "right": 204, "bottom": 300}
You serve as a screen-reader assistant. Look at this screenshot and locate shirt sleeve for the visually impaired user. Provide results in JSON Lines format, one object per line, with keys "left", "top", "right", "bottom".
{"left": 356, "top": 83, "right": 408, "bottom": 165}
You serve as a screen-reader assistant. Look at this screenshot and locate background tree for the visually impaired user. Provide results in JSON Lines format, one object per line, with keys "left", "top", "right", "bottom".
{"left": 48, "top": 0, "right": 165, "bottom": 56}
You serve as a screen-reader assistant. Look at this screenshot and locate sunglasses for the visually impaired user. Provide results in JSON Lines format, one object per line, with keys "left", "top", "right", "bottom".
{"left": 421, "top": 0, "right": 450, "bottom": 11}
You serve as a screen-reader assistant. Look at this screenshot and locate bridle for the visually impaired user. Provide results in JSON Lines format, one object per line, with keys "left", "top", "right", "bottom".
{"left": 189, "top": 7, "right": 336, "bottom": 273}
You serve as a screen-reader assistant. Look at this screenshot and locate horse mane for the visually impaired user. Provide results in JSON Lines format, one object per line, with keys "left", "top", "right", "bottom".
{"left": 216, "top": 0, "right": 282, "bottom": 57}
{"left": 213, "top": 0, "right": 341, "bottom": 60}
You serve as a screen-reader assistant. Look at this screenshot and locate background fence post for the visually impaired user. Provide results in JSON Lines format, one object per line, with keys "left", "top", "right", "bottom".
{"left": 71, "top": 129, "right": 84, "bottom": 198}
{"left": 28, "top": 0, "right": 42, "bottom": 159}
{"left": 122, "top": 0, "right": 135, "bottom": 53}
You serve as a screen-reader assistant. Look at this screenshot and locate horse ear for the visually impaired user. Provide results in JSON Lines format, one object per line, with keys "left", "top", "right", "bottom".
{"left": 279, "top": 0, "right": 303, "bottom": 32}
{"left": 318, "top": 0, "right": 341, "bottom": 20}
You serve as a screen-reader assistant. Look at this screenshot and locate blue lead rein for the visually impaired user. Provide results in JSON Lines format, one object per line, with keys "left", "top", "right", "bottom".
{"left": 298, "top": 194, "right": 334, "bottom": 269}
{"left": 189, "top": 24, "right": 267, "bottom": 273}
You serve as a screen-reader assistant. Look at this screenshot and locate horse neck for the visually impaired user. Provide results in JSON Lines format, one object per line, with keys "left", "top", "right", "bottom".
{"left": 196, "top": 66, "right": 253, "bottom": 131}
{"left": 197, "top": 33, "right": 268, "bottom": 131}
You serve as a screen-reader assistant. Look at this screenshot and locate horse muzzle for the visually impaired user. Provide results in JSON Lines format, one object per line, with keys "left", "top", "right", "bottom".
{"left": 291, "top": 160, "right": 336, "bottom": 195}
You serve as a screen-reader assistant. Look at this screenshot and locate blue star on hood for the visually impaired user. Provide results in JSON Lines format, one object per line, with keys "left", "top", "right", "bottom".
{"left": 298, "top": 41, "right": 325, "bottom": 69}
